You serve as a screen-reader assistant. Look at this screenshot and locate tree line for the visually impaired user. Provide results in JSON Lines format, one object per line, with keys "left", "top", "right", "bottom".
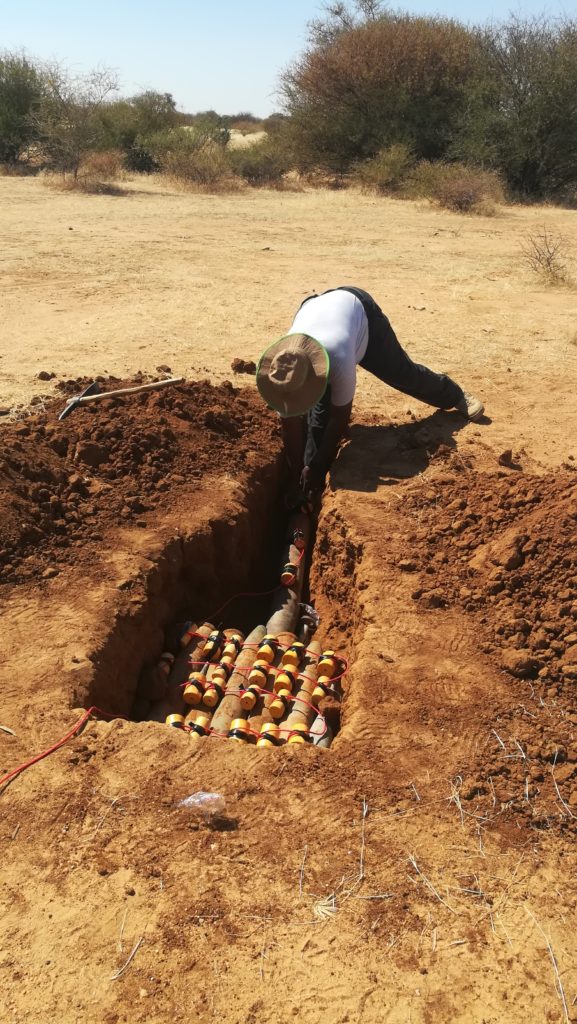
{"left": 1, "top": 3, "right": 576, "bottom": 200}
{"left": 280, "top": 2, "right": 577, "bottom": 199}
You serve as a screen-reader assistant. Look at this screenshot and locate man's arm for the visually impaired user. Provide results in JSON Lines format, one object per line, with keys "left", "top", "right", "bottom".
{"left": 280, "top": 415, "right": 307, "bottom": 486}
{"left": 305, "top": 401, "right": 352, "bottom": 491}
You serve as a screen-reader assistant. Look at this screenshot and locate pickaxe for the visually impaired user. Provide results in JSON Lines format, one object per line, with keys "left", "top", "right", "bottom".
{"left": 58, "top": 377, "right": 184, "bottom": 420}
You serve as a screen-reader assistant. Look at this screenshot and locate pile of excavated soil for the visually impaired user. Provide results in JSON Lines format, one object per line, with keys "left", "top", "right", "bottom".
{"left": 394, "top": 463, "right": 577, "bottom": 826}
{"left": 0, "top": 378, "right": 279, "bottom": 588}
{"left": 403, "top": 468, "right": 577, "bottom": 688}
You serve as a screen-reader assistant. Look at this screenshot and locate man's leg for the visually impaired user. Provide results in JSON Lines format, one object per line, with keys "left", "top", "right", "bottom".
{"left": 359, "top": 312, "right": 464, "bottom": 410}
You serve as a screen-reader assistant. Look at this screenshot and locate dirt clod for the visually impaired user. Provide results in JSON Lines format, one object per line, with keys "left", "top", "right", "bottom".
{"left": 231, "top": 358, "right": 257, "bottom": 375}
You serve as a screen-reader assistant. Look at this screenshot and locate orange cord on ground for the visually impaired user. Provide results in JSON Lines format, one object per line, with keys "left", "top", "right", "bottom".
{"left": 0, "top": 706, "right": 121, "bottom": 795}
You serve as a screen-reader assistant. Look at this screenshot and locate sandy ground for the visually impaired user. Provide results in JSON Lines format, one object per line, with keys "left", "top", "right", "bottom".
{"left": 1, "top": 175, "right": 576, "bottom": 466}
{"left": 1, "top": 176, "right": 577, "bottom": 1024}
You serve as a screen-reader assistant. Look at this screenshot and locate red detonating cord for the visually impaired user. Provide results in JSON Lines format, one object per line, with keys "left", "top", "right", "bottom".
{"left": 0, "top": 706, "right": 122, "bottom": 794}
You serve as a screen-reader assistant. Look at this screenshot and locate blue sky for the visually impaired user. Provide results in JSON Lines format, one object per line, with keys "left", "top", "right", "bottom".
{"left": 2, "top": 1, "right": 576, "bottom": 115}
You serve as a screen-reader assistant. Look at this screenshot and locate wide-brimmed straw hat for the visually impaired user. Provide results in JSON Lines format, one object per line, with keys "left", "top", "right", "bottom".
{"left": 256, "top": 333, "right": 329, "bottom": 417}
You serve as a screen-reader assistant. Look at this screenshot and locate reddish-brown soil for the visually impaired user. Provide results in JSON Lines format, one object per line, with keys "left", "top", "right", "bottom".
{"left": 2, "top": 385, "right": 577, "bottom": 1024}
{"left": 0, "top": 378, "right": 279, "bottom": 587}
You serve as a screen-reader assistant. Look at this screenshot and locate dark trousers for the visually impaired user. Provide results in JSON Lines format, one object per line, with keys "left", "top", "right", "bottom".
{"left": 304, "top": 286, "right": 464, "bottom": 466}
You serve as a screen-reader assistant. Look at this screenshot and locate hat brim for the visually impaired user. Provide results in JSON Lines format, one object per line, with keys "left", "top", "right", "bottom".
{"left": 256, "top": 333, "right": 329, "bottom": 417}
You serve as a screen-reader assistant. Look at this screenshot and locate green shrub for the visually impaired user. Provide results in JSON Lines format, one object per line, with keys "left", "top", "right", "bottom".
{"left": 227, "top": 138, "right": 291, "bottom": 186}
{"left": 280, "top": 11, "right": 479, "bottom": 173}
{"left": 124, "top": 145, "right": 160, "bottom": 173}
{"left": 405, "top": 161, "right": 504, "bottom": 214}
{"left": 165, "top": 143, "right": 234, "bottom": 189}
{"left": 456, "top": 17, "right": 577, "bottom": 198}
{"left": 135, "top": 127, "right": 234, "bottom": 189}
{"left": 353, "top": 143, "right": 414, "bottom": 193}
{"left": 0, "top": 51, "right": 45, "bottom": 163}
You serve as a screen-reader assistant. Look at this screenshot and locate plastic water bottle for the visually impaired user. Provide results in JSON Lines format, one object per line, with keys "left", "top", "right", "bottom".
{"left": 178, "top": 792, "right": 226, "bottom": 818}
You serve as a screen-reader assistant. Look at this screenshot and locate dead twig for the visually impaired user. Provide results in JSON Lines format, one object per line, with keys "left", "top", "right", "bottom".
{"left": 408, "top": 855, "right": 457, "bottom": 914}
{"left": 449, "top": 777, "right": 464, "bottom": 826}
{"left": 492, "top": 729, "right": 506, "bottom": 749}
{"left": 525, "top": 908, "right": 570, "bottom": 1024}
{"left": 118, "top": 909, "right": 128, "bottom": 953}
{"left": 359, "top": 798, "right": 368, "bottom": 882}
{"left": 551, "top": 771, "right": 577, "bottom": 820}
{"left": 110, "top": 936, "right": 144, "bottom": 981}
{"left": 299, "top": 844, "right": 308, "bottom": 898}
{"left": 352, "top": 893, "right": 393, "bottom": 900}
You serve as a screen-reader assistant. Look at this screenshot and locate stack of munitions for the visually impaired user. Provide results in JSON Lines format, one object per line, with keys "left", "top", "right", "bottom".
{"left": 141, "top": 508, "right": 344, "bottom": 747}
{"left": 161, "top": 623, "right": 343, "bottom": 748}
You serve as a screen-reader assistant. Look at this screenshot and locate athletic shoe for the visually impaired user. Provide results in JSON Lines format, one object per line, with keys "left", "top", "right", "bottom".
{"left": 456, "top": 390, "right": 484, "bottom": 421}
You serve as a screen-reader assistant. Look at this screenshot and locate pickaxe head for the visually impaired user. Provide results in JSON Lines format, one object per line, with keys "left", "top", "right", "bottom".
{"left": 58, "top": 381, "right": 101, "bottom": 421}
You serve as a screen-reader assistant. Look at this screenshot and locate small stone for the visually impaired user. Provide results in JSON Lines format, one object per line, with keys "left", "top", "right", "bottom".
{"left": 553, "top": 763, "right": 575, "bottom": 784}
{"left": 498, "top": 449, "right": 513, "bottom": 466}
{"left": 42, "top": 567, "right": 59, "bottom": 579}
{"left": 75, "top": 441, "right": 109, "bottom": 467}
{"left": 156, "top": 364, "right": 171, "bottom": 373}
{"left": 398, "top": 558, "right": 417, "bottom": 572}
{"left": 125, "top": 886, "right": 136, "bottom": 896}
{"left": 420, "top": 588, "right": 446, "bottom": 609}
{"left": 37, "top": 371, "right": 55, "bottom": 381}
{"left": 501, "top": 648, "right": 541, "bottom": 678}
{"left": 231, "top": 358, "right": 256, "bottom": 375}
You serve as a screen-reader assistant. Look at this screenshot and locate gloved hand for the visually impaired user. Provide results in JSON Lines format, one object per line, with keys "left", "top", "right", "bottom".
{"left": 299, "top": 465, "right": 323, "bottom": 511}
{"left": 284, "top": 483, "right": 311, "bottom": 514}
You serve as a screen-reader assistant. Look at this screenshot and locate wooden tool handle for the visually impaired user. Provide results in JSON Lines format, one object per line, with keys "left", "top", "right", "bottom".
{"left": 78, "top": 377, "right": 184, "bottom": 404}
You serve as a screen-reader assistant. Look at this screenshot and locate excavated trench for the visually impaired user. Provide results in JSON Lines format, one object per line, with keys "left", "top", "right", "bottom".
{"left": 82, "top": 465, "right": 348, "bottom": 748}
{"left": 0, "top": 380, "right": 357, "bottom": 756}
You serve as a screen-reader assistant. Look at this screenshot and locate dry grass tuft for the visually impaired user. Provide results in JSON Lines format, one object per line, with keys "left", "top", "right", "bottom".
{"left": 44, "top": 174, "right": 128, "bottom": 196}
{"left": 521, "top": 227, "right": 573, "bottom": 286}
{"left": 43, "top": 149, "right": 129, "bottom": 196}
